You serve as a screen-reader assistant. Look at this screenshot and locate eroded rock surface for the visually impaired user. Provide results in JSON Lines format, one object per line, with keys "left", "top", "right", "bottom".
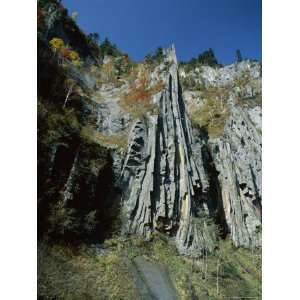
{"left": 209, "top": 105, "right": 262, "bottom": 247}
{"left": 120, "top": 49, "right": 216, "bottom": 255}
{"left": 120, "top": 46, "right": 262, "bottom": 254}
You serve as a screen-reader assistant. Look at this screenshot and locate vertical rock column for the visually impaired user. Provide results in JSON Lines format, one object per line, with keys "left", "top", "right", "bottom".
{"left": 120, "top": 49, "right": 210, "bottom": 254}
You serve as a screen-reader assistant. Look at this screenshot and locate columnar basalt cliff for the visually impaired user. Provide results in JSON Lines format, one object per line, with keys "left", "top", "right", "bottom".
{"left": 37, "top": 0, "right": 261, "bottom": 254}
{"left": 210, "top": 105, "right": 262, "bottom": 248}
{"left": 38, "top": 3, "right": 262, "bottom": 298}
{"left": 120, "top": 49, "right": 211, "bottom": 254}
{"left": 119, "top": 47, "right": 261, "bottom": 254}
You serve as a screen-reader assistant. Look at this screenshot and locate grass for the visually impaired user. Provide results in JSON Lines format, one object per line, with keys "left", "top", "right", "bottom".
{"left": 80, "top": 126, "right": 128, "bottom": 152}
{"left": 38, "top": 236, "right": 261, "bottom": 300}
{"left": 189, "top": 86, "right": 230, "bottom": 138}
{"left": 233, "top": 70, "right": 262, "bottom": 108}
{"left": 147, "top": 236, "right": 261, "bottom": 300}
{"left": 38, "top": 242, "right": 139, "bottom": 300}
{"left": 237, "top": 93, "right": 262, "bottom": 108}
{"left": 233, "top": 70, "right": 251, "bottom": 89}
{"left": 181, "top": 75, "right": 206, "bottom": 91}
{"left": 119, "top": 65, "right": 164, "bottom": 119}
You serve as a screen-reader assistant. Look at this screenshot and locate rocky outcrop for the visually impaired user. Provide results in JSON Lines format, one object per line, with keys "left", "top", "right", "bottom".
{"left": 120, "top": 49, "right": 216, "bottom": 255}
{"left": 209, "top": 105, "right": 262, "bottom": 248}
{"left": 38, "top": 8, "right": 262, "bottom": 253}
{"left": 120, "top": 46, "right": 262, "bottom": 254}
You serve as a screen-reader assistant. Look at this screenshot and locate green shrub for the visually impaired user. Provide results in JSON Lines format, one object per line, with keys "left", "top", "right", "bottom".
{"left": 47, "top": 200, "right": 98, "bottom": 240}
{"left": 38, "top": 242, "right": 139, "bottom": 300}
{"left": 47, "top": 200, "right": 80, "bottom": 237}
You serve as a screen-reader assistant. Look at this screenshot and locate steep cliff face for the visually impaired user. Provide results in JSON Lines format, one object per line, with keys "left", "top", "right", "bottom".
{"left": 180, "top": 58, "right": 262, "bottom": 249}
{"left": 209, "top": 106, "right": 262, "bottom": 248}
{"left": 37, "top": 4, "right": 262, "bottom": 299}
{"left": 119, "top": 48, "right": 212, "bottom": 254}
{"left": 38, "top": 0, "right": 261, "bottom": 253}
{"left": 117, "top": 47, "right": 261, "bottom": 254}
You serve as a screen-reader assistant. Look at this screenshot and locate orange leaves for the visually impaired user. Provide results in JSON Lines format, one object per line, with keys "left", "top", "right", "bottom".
{"left": 120, "top": 67, "right": 164, "bottom": 118}
{"left": 61, "top": 48, "right": 80, "bottom": 62}
{"left": 124, "top": 68, "right": 164, "bottom": 105}
{"left": 61, "top": 48, "right": 72, "bottom": 59}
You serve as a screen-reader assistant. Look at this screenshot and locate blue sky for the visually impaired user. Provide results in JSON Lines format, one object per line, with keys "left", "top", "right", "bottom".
{"left": 62, "top": 0, "right": 261, "bottom": 64}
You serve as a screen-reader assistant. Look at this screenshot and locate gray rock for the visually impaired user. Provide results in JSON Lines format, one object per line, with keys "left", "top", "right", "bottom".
{"left": 84, "top": 45, "right": 262, "bottom": 255}
{"left": 120, "top": 49, "right": 214, "bottom": 255}
{"left": 209, "top": 105, "right": 262, "bottom": 247}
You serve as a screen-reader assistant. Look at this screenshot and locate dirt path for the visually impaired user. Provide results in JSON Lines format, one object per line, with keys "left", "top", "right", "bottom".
{"left": 130, "top": 256, "right": 179, "bottom": 300}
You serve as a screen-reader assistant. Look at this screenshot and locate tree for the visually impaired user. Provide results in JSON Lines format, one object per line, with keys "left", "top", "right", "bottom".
{"left": 236, "top": 49, "right": 243, "bottom": 62}
{"left": 49, "top": 37, "right": 64, "bottom": 51}
{"left": 49, "top": 37, "right": 81, "bottom": 67}
{"left": 63, "top": 78, "right": 76, "bottom": 108}
{"left": 144, "top": 47, "right": 164, "bottom": 65}
{"left": 198, "top": 48, "right": 219, "bottom": 67}
{"left": 100, "top": 37, "right": 121, "bottom": 57}
{"left": 144, "top": 54, "right": 153, "bottom": 65}
{"left": 153, "top": 47, "right": 164, "bottom": 63}
{"left": 88, "top": 32, "right": 100, "bottom": 44}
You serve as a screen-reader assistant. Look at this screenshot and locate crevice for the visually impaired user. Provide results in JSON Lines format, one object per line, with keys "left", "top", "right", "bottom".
{"left": 199, "top": 128, "right": 229, "bottom": 238}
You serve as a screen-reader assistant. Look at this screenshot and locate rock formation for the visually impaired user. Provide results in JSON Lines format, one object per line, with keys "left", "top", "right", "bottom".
{"left": 119, "top": 46, "right": 262, "bottom": 254}
{"left": 38, "top": 3, "right": 262, "bottom": 253}
{"left": 209, "top": 105, "right": 262, "bottom": 248}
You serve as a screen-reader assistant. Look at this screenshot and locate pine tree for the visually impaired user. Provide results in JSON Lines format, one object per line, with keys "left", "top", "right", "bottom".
{"left": 197, "top": 48, "right": 218, "bottom": 67}
{"left": 236, "top": 49, "right": 243, "bottom": 62}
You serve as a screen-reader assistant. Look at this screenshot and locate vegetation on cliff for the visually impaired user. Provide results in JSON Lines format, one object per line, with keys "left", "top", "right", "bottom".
{"left": 37, "top": 1, "right": 261, "bottom": 299}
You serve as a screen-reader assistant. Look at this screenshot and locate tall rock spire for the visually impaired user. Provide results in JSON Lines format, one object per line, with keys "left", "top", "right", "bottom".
{"left": 120, "top": 45, "right": 212, "bottom": 255}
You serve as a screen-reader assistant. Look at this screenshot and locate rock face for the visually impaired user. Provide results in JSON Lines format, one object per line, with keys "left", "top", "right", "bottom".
{"left": 179, "top": 53, "right": 262, "bottom": 249}
{"left": 120, "top": 46, "right": 262, "bottom": 254}
{"left": 209, "top": 105, "right": 262, "bottom": 248}
{"left": 120, "top": 49, "right": 215, "bottom": 255}
{"left": 38, "top": 10, "right": 261, "bottom": 253}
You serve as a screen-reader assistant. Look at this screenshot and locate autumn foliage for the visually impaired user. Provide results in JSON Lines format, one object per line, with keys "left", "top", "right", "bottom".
{"left": 120, "top": 66, "right": 164, "bottom": 118}
{"left": 49, "top": 37, "right": 81, "bottom": 67}
{"left": 49, "top": 38, "right": 65, "bottom": 51}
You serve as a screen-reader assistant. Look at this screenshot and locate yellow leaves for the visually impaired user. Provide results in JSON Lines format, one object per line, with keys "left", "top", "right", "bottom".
{"left": 71, "top": 59, "right": 81, "bottom": 67}
{"left": 49, "top": 37, "right": 64, "bottom": 50}
{"left": 49, "top": 37, "right": 82, "bottom": 68}
{"left": 69, "top": 50, "right": 80, "bottom": 61}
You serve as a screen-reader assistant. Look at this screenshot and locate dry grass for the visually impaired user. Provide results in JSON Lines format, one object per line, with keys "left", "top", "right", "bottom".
{"left": 81, "top": 126, "right": 128, "bottom": 151}
{"left": 135, "top": 236, "right": 261, "bottom": 300}
{"left": 38, "top": 235, "right": 261, "bottom": 300}
{"left": 119, "top": 66, "right": 164, "bottom": 119}
{"left": 233, "top": 70, "right": 251, "bottom": 89}
{"left": 189, "top": 86, "right": 230, "bottom": 138}
{"left": 38, "top": 242, "right": 138, "bottom": 300}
